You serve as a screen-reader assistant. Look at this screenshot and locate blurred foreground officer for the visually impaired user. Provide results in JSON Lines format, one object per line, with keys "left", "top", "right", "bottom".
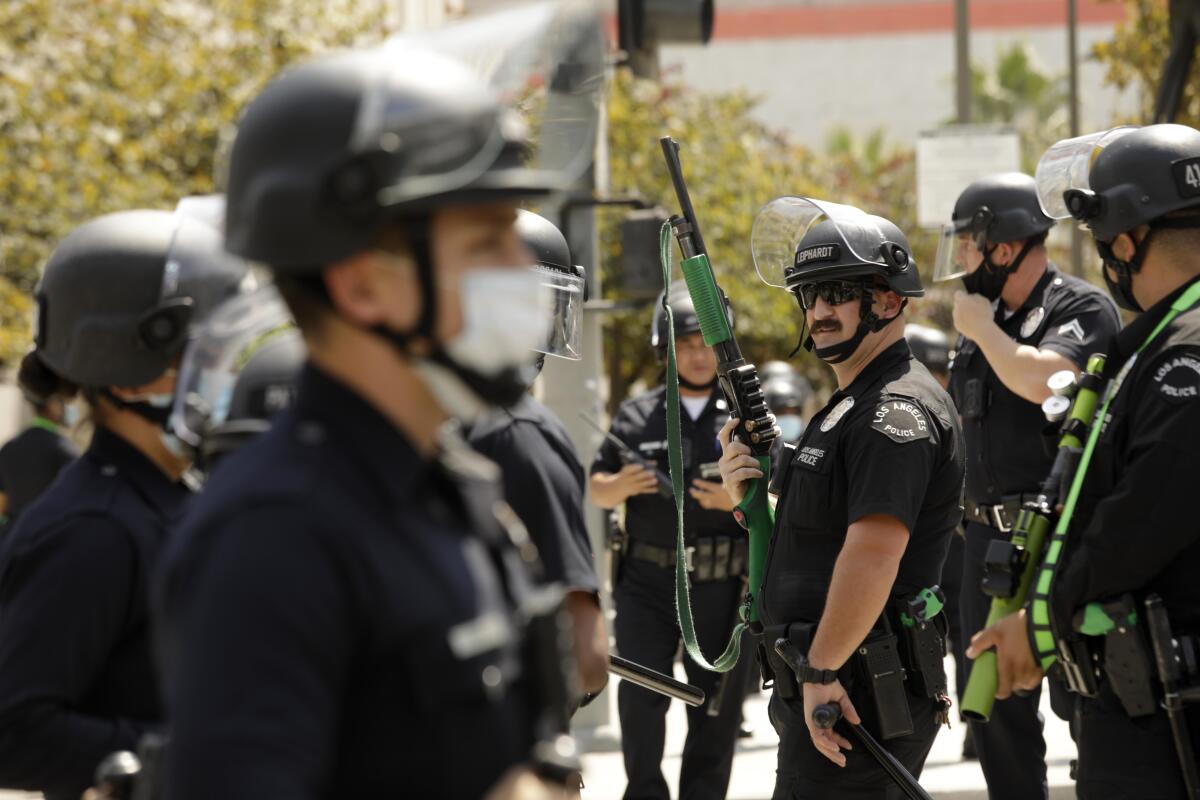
{"left": 589, "top": 290, "right": 750, "bottom": 800}
{"left": 467, "top": 210, "right": 608, "bottom": 700}
{"left": 157, "top": 9, "right": 606, "bottom": 798}
{"left": 0, "top": 210, "right": 246, "bottom": 800}
{"left": 970, "top": 124, "right": 1200, "bottom": 800}
{"left": 728, "top": 201, "right": 964, "bottom": 798}
{"left": 934, "top": 173, "right": 1118, "bottom": 799}
{"left": 759, "top": 361, "right": 812, "bottom": 444}
{"left": 0, "top": 359, "right": 79, "bottom": 534}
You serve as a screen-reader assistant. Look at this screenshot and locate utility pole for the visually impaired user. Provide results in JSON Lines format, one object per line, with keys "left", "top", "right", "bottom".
{"left": 956, "top": 0, "right": 970, "bottom": 123}
{"left": 1068, "top": 0, "right": 1085, "bottom": 277}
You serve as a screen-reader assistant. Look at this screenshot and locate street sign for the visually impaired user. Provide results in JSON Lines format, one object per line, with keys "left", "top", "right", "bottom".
{"left": 916, "top": 126, "right": 1021, "bottom": 229}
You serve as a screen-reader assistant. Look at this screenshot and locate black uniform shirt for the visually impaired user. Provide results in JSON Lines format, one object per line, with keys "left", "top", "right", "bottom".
{"left": 469, "top": 394, "right": 599, "bottom": 595}
{"left": 762, "top": 340, "right": 965, "bottom": 627}
{"left": 0, "top": 420, "right": 77, "bottom": 524}
{"left": 590, "top": 386, "right": 744, "bottom": 548}
{"left": 0, "top": 428, "right": 186, "bottom": 800}
{"left": 1051, "top": 275, "right": 1200, "bottom": 633}
{"left": 156, "top": 365, "right": 537, "bottom": 800}
{"left": 949, "top": 265, "right": 1119, "bottom": 503}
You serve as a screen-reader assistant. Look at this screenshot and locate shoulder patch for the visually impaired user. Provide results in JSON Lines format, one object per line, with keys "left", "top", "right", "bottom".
{"left": 1151, "top": 353, "right": 1200, "bottom": 403}
{"left": 870, "top": 399, "right": 932, "bottom": 444}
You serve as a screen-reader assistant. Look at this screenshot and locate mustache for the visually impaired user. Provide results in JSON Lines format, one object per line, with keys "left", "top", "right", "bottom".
{"left": 810, "top": 320, "right": 842, "bottom": 334}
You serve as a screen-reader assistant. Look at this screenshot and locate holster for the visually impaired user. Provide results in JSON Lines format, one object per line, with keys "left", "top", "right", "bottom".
{"left": 893, "top": 598, "right": 949, "bottom": 700}
{"left": 1097, "top": 595, "right": 1158, "bottom": 718}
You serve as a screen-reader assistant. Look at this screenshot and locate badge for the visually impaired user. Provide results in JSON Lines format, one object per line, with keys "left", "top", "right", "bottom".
{"left": 1020, "top": 306, "right": 1045, "bottom": 339}
{"left": 1151, "top": 352, "right": 1200, "bottom": 403}
{"left": 870, "top": 399, "right": 932, "bottom": 444}
{"left": 1057, "top": 319, "right": 1086, "bottom": 342}
{"left": 820, "top": 396, "right": 855, "bottom": 432}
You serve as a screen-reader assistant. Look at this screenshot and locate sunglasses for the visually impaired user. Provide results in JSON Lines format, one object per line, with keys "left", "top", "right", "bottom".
{"left": 794, "top": 279, "right": 869, "bottom": 310}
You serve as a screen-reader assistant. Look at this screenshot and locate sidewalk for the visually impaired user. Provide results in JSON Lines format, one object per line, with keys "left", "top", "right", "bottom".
{"left": 579, "top": 655, "right": 1078, "bottom": 800}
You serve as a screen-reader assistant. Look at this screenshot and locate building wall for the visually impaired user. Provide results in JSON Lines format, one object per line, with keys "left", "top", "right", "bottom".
{"left": 659, "top": 0, "right": 1141, "bottom": 148}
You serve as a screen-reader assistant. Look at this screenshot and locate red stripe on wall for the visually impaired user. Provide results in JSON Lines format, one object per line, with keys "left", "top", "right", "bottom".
{"left": 710, "top": 0, "right": 1127, "bottom": 39}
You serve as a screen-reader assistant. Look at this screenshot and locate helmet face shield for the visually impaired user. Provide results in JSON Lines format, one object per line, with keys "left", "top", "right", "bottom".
{"left": 169, "top": 285, "right": 299, "bottom": 459}
{"left": 751, "top": 196, "right": 891, "bottom": 289}
{"left": 370, "top": 0, "right": 606, "bottom": 207}
{"left": 933, "top": 223, "right": 976, "bottom": 282}
{"left": 532, "top": 264, "right": 585, "bottom": 361}
{"left": 1035, "top": 126, "right": 1138, "bottom": 219}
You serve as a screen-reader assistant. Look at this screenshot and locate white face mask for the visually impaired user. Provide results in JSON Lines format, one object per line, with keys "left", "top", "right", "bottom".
{"left": 776, "top": 414, "right": 804, "bottom": 442}
{"left": 442, "top": 267, "right": 550, "bottom": 378}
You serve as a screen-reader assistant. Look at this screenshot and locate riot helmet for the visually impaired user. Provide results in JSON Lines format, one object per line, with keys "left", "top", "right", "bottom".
{"left": 934, "top": 173, "right": 1055, "bottom": 299}
{"left": 904, "top": 323, "right": 951, "bottom": 376}
{"left": 650, "top": 285, "right": 735, "bottom": 350}
{"left": 751, "top": 198, "right": 921, "bottom": 363}
{"left": 221, "top": 2, "right": 604, "bottom": 415}
{"left": 170, "top": 284, "right": 303, "bottom": 467}
{"left": 33, "top": 209, "right": 250, "bottom": 428}
{"left": 1036, "top": 124, "right": 1200, "bottom": 311}
{"left": 516, "top": 210, "right": 586, "bottom": 363}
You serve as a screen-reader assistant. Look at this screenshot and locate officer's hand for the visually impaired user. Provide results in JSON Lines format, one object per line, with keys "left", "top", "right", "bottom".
{"left": 966, "top": 609, "right": 1045, "bottom": 698}
{"left": 689, "top": 479, "right": 736, "bottom": 511}
{"left": 952, "top": 291, "right": 996, "bottom": 341}
{"left": 484, "top": 766, "right": 580, "bottom": 800}
{"left": 717, "top": 418, "right": 762, "bottom": 507}
{"left": 613, "top": 463, "right": 661, "bottom": 501}
{"left": 802, "top": 679, "right": 859, "bottom": 767}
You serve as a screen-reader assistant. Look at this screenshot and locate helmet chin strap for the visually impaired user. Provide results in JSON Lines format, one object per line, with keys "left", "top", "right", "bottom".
{"left": 802, "top": 281, "right": 906, "bottom": 364}
{"left": 678, "top": 374, "right": 719, "bottom": 392}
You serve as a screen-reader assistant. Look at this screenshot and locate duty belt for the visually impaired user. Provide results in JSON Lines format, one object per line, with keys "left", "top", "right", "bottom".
{"left": 964, "top": 494, "right": 1039, "bottom": 533}
{"left": 628, "top": 537, "right": 748, "bottom": 582}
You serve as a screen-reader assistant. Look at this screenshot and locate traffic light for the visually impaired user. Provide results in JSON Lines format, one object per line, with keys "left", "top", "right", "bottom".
{"left": 617, "top": 0, "right": 714, "bottom": 79}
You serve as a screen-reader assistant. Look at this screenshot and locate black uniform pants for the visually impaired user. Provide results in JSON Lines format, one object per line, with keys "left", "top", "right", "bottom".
{"left": 768, "top": 687, "right": 939, "bottom": 799}
{"left": 940, "top": 530, "right": 967, "bottom": 711}
{"left": 961, "top": 521, "right": 1049, "bottom": 800}
{"left": 613, "top": 556, "right": 749, "bottom": 800}
{"left": 1075, "top": 678, "right": 1200, "bottom": 799}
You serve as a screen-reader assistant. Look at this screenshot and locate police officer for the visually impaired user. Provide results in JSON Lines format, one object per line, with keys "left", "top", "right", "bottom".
{"left": 934, "top": 173, "right": 1120, "bottom": 799}
{"left": 589, "top": 289, "right": 750, "bottom": 800}
{"left": 760, "top": 361, "right": 812, "bottom": 444}
{"left": 725, "top": 199, "right": 964, "bottom": 798}
{"left": 155, "top": 18, "right": 603, "bottom": 798}
{"left": 0, "top": 356, "right": 79, "bottom": 533}
{"left": 0, "top": 210, "right": 247, "bottom": 800}
{"left": 904, "top": 322, "right": 978, "bottom": 759}
{"left": 468, "top": 210, "right": 608, "bottom": 700}
{"left": 970, "top": 123, "right": 1200, "bottom": 799}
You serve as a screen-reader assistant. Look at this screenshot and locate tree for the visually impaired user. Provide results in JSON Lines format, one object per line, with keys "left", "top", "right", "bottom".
{"left": 600, "top": 71, "right": 930, "bottom": 409}
{"left": 1093, "top": 0, "right": 1200, "bottom": 126}
{"left": 0, "top": 0, "right": 393, "bottom": 366}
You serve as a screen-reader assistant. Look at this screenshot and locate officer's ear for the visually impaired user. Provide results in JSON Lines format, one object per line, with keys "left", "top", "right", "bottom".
{"left": 1109, "top": 225, "right": 1149, "bottom": 263}
{"left": 324, "top": 249, "right": 421, "bottom": 330}
{"left": 874, "top": 288, "right": 903, "bottom": 321}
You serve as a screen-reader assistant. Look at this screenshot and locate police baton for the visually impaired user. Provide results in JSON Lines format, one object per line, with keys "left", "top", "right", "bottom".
{"left": 609, "top": 654, "right": 706, "bottom": 707}
{"left": 811, "top": 703, "right": 932, "bottom": 800}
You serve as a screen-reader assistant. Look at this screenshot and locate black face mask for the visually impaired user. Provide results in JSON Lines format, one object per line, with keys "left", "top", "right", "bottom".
{"left": 1099, "top": 256, "right": 1142, "bottom": 313}
{"left": 960, "top": 261, "right": 1008, "bottom": 301}
{"left": 960, "top": 238, "right": 1036, "bottom": 301}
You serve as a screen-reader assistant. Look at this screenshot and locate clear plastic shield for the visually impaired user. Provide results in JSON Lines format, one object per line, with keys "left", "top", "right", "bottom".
{"left": 169, "top": 285, "right": 298, "bottom": 457}
{"left": 174, "top": 195, "right": 226, "bottom": 231}
{"left": 533, "top": 266, "right": 585, "bottom": 361}
{"left": 368, "top": 0, "right": 606, "bottom": 206}
{"left": 1035, "top": 126, "right": 1138, "bottom": 219}
{"left": 933, "top": 223, "right": 976, "bottom": 282}
{"left": 751, "top": 196, "right": 888, "bottom": 288}
{"left": 160, "top": 207, "right": 256, "bottom": 338}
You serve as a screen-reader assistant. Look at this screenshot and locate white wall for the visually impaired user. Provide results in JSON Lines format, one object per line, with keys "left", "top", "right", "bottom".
{"left": 661, "top": 24, "right": 1140, "bottom": 148}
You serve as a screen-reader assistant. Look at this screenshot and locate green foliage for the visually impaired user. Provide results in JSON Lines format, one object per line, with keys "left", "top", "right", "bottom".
{"left": 963, "top": 42, "right": 1069, "bottom": 170}
{"left": 1093, "top": 0, "right": 1200, "bottom": 126}
{"left": 600, "top": 71, "right": 936, "bottom": 408}
{"left": 0, "top": 0, "right": 390, "bottom": 366}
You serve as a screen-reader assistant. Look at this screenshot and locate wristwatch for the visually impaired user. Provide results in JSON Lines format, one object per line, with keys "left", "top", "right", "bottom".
{"left": 794, "top": 654, "right": 839, "bottom": 685}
